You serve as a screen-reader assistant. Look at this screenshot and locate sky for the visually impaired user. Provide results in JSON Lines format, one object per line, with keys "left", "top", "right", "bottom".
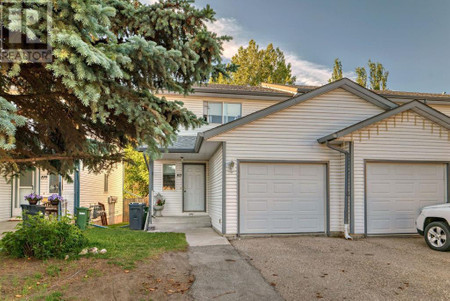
{"left": 148, "top": 0, "right": 450, "bottom": 93}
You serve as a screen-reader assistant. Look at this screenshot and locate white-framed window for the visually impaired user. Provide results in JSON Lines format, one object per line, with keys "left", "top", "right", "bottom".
{"left": 203, "top": 102, "right": 242, "bottom": 124}
{"left": 163, "top": 164, "right": 176, "bottom": 191}
{"left": 104, "top": 174, "right": 109, "bottom": 192}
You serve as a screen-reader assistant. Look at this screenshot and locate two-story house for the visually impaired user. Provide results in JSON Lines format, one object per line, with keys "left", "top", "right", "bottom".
{"left": 143, "top": 78, "right": 450, "bottom": 237}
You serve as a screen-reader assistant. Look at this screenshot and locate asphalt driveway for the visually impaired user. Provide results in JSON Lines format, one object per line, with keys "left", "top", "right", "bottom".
{"left": 232, "top": 236, "right": 450, "bottom": 301}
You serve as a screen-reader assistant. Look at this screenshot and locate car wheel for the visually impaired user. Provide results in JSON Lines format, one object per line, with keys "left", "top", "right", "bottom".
{"left": 424, "top": 221, "right": 450, "bottom": 251}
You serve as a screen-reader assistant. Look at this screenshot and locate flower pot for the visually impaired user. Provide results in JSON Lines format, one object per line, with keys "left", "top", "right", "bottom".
{"left": 50, "top": 199, "right": 60, "bottom": 206}
{"left": 154, "top": 205, "right": 164, "bottom": 217}
{"left": 28, "top": 199, "right": 39, "bottom": 205}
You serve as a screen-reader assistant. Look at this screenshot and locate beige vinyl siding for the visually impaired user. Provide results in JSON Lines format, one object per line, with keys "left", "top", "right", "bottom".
{"left": 337, "top": 110, "right": 450, "bottom": 234}
{"left": 79, "top": 163, "right": 124, "bottom": 223}
{"left": 208, "top": 145, "right": 223, "bottom": 232}
{"left": 429, "top": 104, "right": 450, "bottom": 116}
{"left": 163, "top": 96, "right": 280, "bottom": 136}
{"left": 209, "top": 88, "right": 385, "bottom": 234}
{"left": 0, "top": 177, "right": 11, "bottom": 221}
{"left": 154, "top": 160, "right": 209, "bottom": 216}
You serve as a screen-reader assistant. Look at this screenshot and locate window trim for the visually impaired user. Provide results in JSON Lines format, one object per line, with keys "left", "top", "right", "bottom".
{"left": 203, "top": 101, "right": 242, "bottom": 124}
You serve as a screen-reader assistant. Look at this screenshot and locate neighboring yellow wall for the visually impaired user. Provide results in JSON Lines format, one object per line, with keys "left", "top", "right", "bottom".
{"left": 79, "top": 163, "right": 124, "bottom": 224}
{"left": 0, "top": 177, "right": 11, "bottom": 221}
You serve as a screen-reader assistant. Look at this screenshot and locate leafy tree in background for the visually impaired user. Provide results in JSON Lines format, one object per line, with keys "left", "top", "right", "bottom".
{"left": 368, "top": 60, "right": 389, "bottom": 90}
{"left": 213, "top": 39, "right": 296, "bottom": 86}
{"left": 328, "top": 58, "right": 343, "bottom": 82}
{"left": 355, "top": 60, "right": 389, "bottom": 90}
{"left": 0, "top": 0, "right": 230, "bottom": 178}
{"left": 124, "top": 146, "right": 148, "bottom": 198}
{"left": 355, "top": 66, "right": 367, "bottom": 87}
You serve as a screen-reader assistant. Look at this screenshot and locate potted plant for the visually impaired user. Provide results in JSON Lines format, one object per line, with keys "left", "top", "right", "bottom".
{"left": 153, "top": 193, "right": 165, "bottom": 217}
{"left": 48, "top": 194, "right": 64, "bottom": 206}
{"left": 24, "top": 193, "right": 43, "bottom": 205}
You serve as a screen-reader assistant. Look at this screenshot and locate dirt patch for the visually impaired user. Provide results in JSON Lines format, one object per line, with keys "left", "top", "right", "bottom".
{"left": 0, "top": 251, "right": 193, "bottom": 300}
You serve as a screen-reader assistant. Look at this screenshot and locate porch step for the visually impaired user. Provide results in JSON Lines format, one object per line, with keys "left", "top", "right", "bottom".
{"left": 152, "top": 216, "right": 212, "bottom": 231}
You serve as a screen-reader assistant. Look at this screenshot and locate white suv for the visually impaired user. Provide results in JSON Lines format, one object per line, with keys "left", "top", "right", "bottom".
{"left": 416, "top": 204, "right": 450, "bottom": 251}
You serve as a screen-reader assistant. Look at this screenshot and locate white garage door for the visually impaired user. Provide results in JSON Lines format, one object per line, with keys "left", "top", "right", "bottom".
{"left": 240, "top": 162, "right": 326, "bottom": 234}
{"left": 367, "top": 163, "right": 447, "bottom": 234}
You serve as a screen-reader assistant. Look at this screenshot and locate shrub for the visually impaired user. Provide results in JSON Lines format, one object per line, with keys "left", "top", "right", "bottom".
{"left": 0, "top": 215, "right": 88, "bottom": 259}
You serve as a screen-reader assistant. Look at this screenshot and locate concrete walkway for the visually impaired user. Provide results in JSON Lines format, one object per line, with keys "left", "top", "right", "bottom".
{"left": 151, "top": 216, "right": 282, "bottom": 300}
{"left": 0, "top": 221, "right": 19, "bottom": 238}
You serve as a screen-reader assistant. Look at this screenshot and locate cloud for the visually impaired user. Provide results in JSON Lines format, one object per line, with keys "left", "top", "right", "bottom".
{"left": 139, "top": 0, "right": 159, "bottom": 4}
{"left": 207, "top": 17, "right": 355, "bottom": 86}
{"left": 207, "top": 18, "right": 246, "bottom": 60}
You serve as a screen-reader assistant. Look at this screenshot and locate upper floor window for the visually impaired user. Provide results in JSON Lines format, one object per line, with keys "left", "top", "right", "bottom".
{"left": 203, "top": 102, "right": 242, "bottom": 124}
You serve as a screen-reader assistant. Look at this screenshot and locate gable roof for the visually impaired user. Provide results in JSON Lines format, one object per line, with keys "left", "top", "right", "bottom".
{"left": 267, "top": 83, "right": 450, "bottom": 102}
{"left": 317, "top": 100, "right": 450, "bottom": 143}
{"left": 202, "top": 78, "right": 398, "bottom": 140}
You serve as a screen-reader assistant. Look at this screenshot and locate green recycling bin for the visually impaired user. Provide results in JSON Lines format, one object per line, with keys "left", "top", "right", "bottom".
{"left": 76, "top": 207, "right": 91, "bottom": 230}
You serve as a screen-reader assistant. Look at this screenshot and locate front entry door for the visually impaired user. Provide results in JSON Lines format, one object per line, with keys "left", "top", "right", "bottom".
{"left": 13, "top": 170, "right": 35, "bottom": 217}
{"left": 183, "top": 164, "right": 206, "bottom": 212}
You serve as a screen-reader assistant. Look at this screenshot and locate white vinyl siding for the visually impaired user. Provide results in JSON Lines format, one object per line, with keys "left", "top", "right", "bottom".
{"left": 163, "top": 96, "right": 280, "bottom": 136}
{"left": 0, "top": 177, "right": 11, "bottom": 221}
{"left": 429, "top": 104, "right": 450, "bottom": 116}
{"left": 79, "top": 163, "right": 124, "bottom": 223}
{"left": 208, "top": 145, "right": 223, "bottom": 232}
{"left": 337, "top": 110, "right": 450, "bottom": 234}
{"left": 209, "top": 88, "right": 385, "bottom": 234}
{"left": 154, "top": 160, "right": 209, "bottom": 216}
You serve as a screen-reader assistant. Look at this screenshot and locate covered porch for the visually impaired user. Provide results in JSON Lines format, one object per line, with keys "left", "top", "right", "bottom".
{"left": 140, "top": 136, "right": 225, "bottom": 233}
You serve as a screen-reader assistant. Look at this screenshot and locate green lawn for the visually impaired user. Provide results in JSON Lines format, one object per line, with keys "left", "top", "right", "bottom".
{"left": 84, "top": 226, "right": 187, "bottom": 269}
{"left": 0, "top": 226, "right": 188, "bottom": 300}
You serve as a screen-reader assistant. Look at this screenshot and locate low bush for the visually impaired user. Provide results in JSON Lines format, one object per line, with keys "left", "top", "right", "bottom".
{"left": 0, "top": 215, "right": 88, "bottom": 259}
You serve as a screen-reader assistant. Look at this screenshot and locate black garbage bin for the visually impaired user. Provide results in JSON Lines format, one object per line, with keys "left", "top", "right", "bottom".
{"left": 129, "top": 203, "right": 146, "bottom": 230}
{"left": 21, "top": 204, "right": 45, "bottom": 221}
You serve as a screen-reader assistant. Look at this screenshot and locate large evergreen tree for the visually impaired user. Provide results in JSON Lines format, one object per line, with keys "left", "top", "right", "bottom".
{"left": 213, "top": 39, "right": 296, "bottom": 86}
{"left": 0, "top": 0, "right": 230, "bottom": 178}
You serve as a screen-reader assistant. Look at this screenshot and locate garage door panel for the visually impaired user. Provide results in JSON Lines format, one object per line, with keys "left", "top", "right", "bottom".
{"left": 367, "top": 163, "right": 446, "bottom": 234}
{"left": 246, "top": 200, "right": 268, "bottom": 212}
{"left": 240, "top": 163, "right": 326, "bottom": 234}
{"left": 273, "top": 182, "right": 295, "bottom": 193}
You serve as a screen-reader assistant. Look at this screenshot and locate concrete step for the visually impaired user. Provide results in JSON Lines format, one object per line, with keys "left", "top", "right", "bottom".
{"left": 152, "top": 216, "right": 212, "bottom": 232}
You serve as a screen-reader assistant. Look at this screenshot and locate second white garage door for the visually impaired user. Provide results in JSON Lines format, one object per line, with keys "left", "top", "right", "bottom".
{"left": 367, "top": 163, "right": 447, "bottom": 234}
{"left": 239, "top": 162, "right": 326, "bottom": 234}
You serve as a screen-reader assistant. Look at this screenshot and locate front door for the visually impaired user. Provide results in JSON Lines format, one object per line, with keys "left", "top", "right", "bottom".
{"left": 183, "top": 164, "right": 206, "bottom": 212}
{"left": 13, "top": 170, "right": 35, "bottom": 217}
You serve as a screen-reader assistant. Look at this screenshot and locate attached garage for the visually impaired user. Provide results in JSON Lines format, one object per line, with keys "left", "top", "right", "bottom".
{"left": 239, "top": 162, "right": 327, "bottom": 234}
{"left": 366, "top": 162, "right": 448, "bottom": 234}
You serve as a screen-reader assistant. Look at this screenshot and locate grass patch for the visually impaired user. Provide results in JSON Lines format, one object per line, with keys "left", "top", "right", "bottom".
{"left": 84, "top": 227, "right": 187, "bottom": 269}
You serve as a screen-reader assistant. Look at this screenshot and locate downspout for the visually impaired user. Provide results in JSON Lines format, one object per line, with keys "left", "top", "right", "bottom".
{"left": 326, "top": 142, "right": 352, "bottom": 240}
{"left": 74, "top": 161, "right": 80, "bottom": 214}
